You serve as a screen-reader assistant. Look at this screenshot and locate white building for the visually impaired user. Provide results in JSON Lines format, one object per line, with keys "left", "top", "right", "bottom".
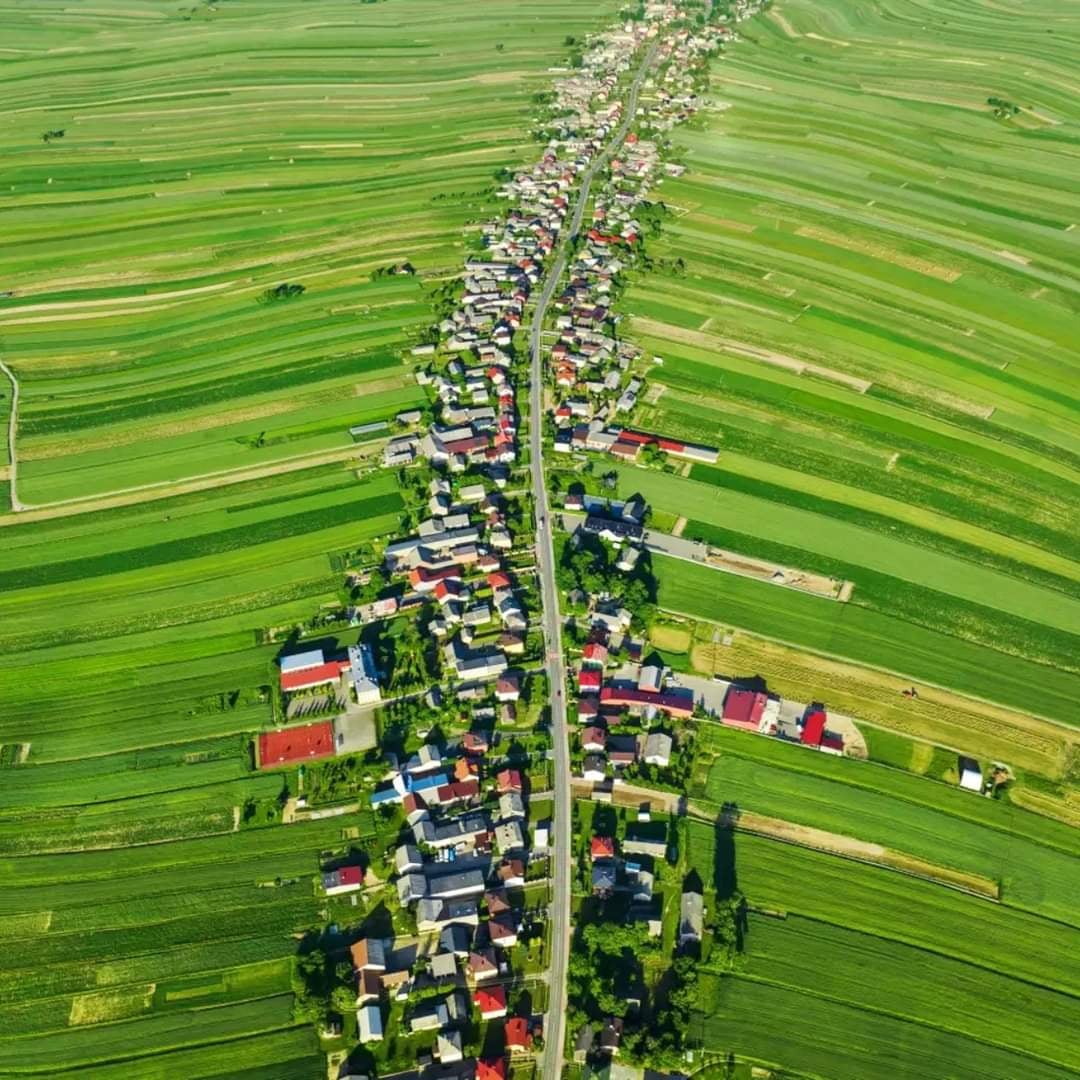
{"left": 348, "top": 643, "right": 382, "bottom": 706}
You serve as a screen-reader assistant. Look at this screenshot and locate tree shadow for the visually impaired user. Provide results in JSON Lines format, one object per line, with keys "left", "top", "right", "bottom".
{"left": 714, "top": 813, "right": 738, "bottom": 902}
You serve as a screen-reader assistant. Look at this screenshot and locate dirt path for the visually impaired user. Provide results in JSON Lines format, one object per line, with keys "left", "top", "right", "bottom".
{"left": 0, "top": 441, "right": 384, "bottom": 526}
{"left": 0, "top": 360, "right": 22, "bottom": 511}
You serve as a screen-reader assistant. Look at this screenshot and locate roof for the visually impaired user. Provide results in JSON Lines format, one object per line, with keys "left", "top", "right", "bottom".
{"left": 280, "top": 661, "right": 345, "bottom": 692}
{"left": 474, "top": 985, "right": 507, "bottom": 1014}
{"left": 583, "top": 642, "right": 608, "bottom": 663}
{"left": 505, "top": 1017, "right": 532, "bottom": 1049}
{"left": 722, "top": 687, "right": 767, "bottom": 729}
{"left": 478, "top": 1060, "right": 507, "bottom": 1080}
{"left": 258, "top": 722, "right": 335, "bottom": 767}
{"left": 279, "top": 649, "right": 325, "bottom": 674}
{"left": 801, "top": 709, "right": 827, "bottom": 747}
{"left": 591, "top": 835, "right": 616, "bottom": 860}
{"left": 599, "top": 686, "right": 693, "bottom": 717}
{"left": 579, "top": 668, "right": 602, "bottom": 690}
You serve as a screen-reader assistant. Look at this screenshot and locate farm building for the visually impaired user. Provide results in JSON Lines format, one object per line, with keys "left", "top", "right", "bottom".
{"left": 722, "top": 687, "right": 767, "bottom": 732}
{"left": 599, "top": 686, "right": 693, "bottom": 718}
{"left": 959, "top": 757, "right": 984, "bottom": 792}
{"left": 257, "top": 722, "right": 335, "bottom": 768}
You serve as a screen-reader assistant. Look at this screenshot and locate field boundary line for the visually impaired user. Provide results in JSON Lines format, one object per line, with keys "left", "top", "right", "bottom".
{"left": 658, "top": 604, "right": 1080, "bottom": 735}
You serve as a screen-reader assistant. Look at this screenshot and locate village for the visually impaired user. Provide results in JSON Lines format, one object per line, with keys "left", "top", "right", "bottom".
{"left": 249, "top": 1, "right": 852, "bottom": 1077}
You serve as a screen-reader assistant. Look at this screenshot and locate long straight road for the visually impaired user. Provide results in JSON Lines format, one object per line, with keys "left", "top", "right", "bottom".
{"left": 529, "top": 35, "right": 660, "bottom": 1080}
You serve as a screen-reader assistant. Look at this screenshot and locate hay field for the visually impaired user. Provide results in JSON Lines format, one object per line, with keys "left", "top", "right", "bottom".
{"left": 616, "top": 0, "right": 1080, "bottom": 727}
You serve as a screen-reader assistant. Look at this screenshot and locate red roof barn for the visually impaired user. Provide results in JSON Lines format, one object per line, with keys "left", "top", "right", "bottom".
{"left": 800, "top": 709, "right": 827, "bottom": 747}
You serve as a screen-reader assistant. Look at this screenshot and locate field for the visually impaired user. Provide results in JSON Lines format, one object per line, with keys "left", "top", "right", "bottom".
{"left": 686, "top": 822, "right": 1080, "bottom": 1079}
{"left": 638, "top": 1, "right": 1080, "bottom": 1075}
{"left": 0, "top": 0, "right": 615, "bottom": 508}
{"left": 612, "top": 0, "right": 1080, "bottom": 730}
{"left": 0, "top": 0, "right": 619, "bottom": 1072}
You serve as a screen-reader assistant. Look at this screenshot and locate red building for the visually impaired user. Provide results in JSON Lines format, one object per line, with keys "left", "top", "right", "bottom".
{"left": 599, "top": 686, "right": 693, "bottom": 719}
{"left": 258, "top": 722, "right": 335, "bottom": 768}
{"left": 722, "top": 688, "right": 767, "bottom": 732}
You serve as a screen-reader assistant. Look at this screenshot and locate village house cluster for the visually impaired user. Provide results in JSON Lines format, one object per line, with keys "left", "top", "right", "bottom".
{"left": 545, "top": 12, "right": 727, "bottom": 461}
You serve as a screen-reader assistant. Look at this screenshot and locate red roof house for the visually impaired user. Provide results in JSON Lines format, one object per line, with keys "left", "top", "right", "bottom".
{"left": 505, "top": 1017, "right": 532, "bottom": 1053}
{"left": 591, "top": 835, "right": 616, "bottom": 860}
{"left": 497, "top": 768, "right": 523, "bottom": 794}
{"left": 722, "top": 688, "right": 767, "bottom": 732}
{"left": 579, "top": 668, "right": 602, "bottom": 694}
{"left": 477, "top": 1058, "right": 507, "bottom": 1080}
{"left": 258, "top": 722, "right": 335, "bottom": 768}
{"left": 475, "top": 986, "right": 508, "bottom": 1019}
{"left": 582, "top": 642, "right": 609, "bottom": 666}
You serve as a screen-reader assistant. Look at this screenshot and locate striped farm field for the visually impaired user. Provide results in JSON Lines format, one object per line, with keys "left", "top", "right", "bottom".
{"left": 686, "top": 822, "right": 1080, "bottom": 1079}
{"left": 614, "top": 0, "right": 1080, "bottom": 736}
{"left": 0, "top": 0, "right": 616, "bottom": 504}
{"left": 0, "top": 0, "right": 623, "bottom": 1071}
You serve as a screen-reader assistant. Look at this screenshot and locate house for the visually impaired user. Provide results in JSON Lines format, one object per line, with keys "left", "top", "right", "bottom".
{"left": 478, "top": 1058, "right": 507, "bottom": 1080}
{"left": 322, "top": 865, "right": 363, "bottom": 896}
{"left": 638, "top": 665, "right": 662, "bottom": 693}
{"left": 485, "top": 888, "right": 512, "bottom": 917}
{"left": 350, "top": 938, "right": 386, "bottom": 973}
{"left": 722, "top": 687, "right": 767, "bottom": 732}
{"left": 599, "top": 1017, "right": 623, "bottom": 1056}
{"left": 592, "top": 862, "right": 616, "bottom": 897}
{"left": 623, "top": 823, "right": 666, "bottom": 859}
{"left": 463, "top": 731, "right": 490, "bottom": 755}
{"left": 488, "top": 915, "right": 518, "bottom": 948}
{"left": 959, "top": 756, "right": 983, "bottom": 793}
{"left": 679, "top": 891, "right": 704, "bottom": 945}
{"left": 356, "top": 967, "right": 382, "bottom": 1004}
{"left": 582, "top": 754, "right": 606, "bottom": 783}
{"left": 438, "top": 1030, "right": 464, "bottom": 1065}
{"left": 578, "top": 667, "right": 602, "bottom": 695}
{"left": 357, "top": 1003, "right": 383, "bottom": 1043}
{"left": 494, "top": 820, "right": 525, "bottom": 854}
{"left": 499, "top": 791, "right": 526, "bottom": 820}
{"left": 474, "top": 985, "right": 508, "bottom": 1019}
{"left": 467, "top": 949, "right": 498, "bottom": 981}
{"left": 800, "top": 708, "right": 827, "bottom": 748}
{"left": 417, "top": 898, "right": 480, "bottom": 933}
{"left": 495, "top": 673, "right": 521, "bottom": 702}
{"left": 505, "top": 1017, "right": 532, "bottom": 1055}
{"left": 582, "top": 641, "right": 608, "bottom": 667}
{"left": 599, "top": 686, "right": 693, "bottom": 719}
{"left": 430, "top": 952, "right": 458, "bottom": 980}
{"left": 440, "top": 924, "right": 472, "bottom": 957}
{"left": 395, "top": 844, "right": 423, "bottom": 875}
{"left": 643, "top": 732, "right": 672, "bottom": 767}
{"left": 496, "top": 859, "right": 525, "bottom": 888}
{"left": 581, "top": 726, "right": 606, "bottom": 753}
{"left": 410, "top": 1002, "right": 450, "bottom": 1032}
{"left": 497, "top": 768, "right": 523, "bottom": 794}
{"left": 591, "top": 835, "right": 616, "bottom": 860}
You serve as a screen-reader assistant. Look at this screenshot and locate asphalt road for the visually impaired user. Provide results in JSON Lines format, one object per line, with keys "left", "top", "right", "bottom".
{"left": 529, "top": 36, "right": 660, "bottom": 1080}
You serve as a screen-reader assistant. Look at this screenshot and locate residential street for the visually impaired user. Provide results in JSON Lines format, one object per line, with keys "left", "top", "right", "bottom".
{"left": 529, "top": 37, "right": 660, "bottom": 1080}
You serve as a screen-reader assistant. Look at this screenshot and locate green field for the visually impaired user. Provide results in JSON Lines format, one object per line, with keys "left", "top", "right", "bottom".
{"left": 693, "top": 723, "right": 1080, "bottom": 924}
{"left": 0, "top": 0, "right": 620, "bottom": 1072}
{"left": 0, "top": 0, "right": 615, "bottom": 504}
{"left": 686, "top": 822, "right": 1080, "bottom": 1078}
{"left": 615, "top": 0, "right": 1080, "bottom": 728}
{"left": 655, "top": 12, "right": 1080, "bottom": 1068}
